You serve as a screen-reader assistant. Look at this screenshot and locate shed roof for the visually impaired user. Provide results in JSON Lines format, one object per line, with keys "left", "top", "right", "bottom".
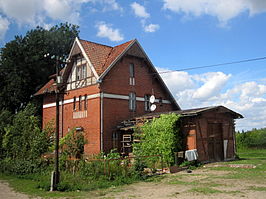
{"left": 135, "top": 106, "right": 243, "bottom": 120}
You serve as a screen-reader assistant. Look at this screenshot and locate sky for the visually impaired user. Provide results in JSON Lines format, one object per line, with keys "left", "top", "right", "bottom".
{"left": 0, "top": 0, "right": 266, "bottom": 131}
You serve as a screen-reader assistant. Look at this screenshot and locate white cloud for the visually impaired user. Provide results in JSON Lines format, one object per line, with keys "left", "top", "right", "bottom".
{"left": 96, "top": 21, "right": 124, "bottom": 42}
{"left": 144, "top": 23, "right": 160, "bottom": 32}
{"left": 0, "top": 16, "right": 9, "bottom": 39}
{"left": 162, "top": 0, "right": 266, "bottom": 25}
{"left": 131, "top": 2, "right": 160, "bottom": 33}
{"left": 43, "top": 0, "right": 79, "bottom": 23}
{"left": 0, "top": 0, "right": 123, "bottom": 39}
{"left": 160, "top": 70, "right": 266, "bottom": 130}
{"left": 192, "top": 72, "right": 231, "bottom": 99}
{"left": 101, "top": 0, "right": 123, "bottom": 12}
{"left": 85, "top": 0, "right": 123, "bottom": 12}
{"left": 0, "top": 0, "right": 42, "bottom": 25}
{"left": 131, "top": 2, "right": 150, "bottom": 18}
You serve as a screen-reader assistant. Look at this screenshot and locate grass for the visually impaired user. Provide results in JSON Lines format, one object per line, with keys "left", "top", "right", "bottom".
{"left": 0, "top": 170, "right": 138, "bottom": 198}
{"left": 1, "top": 148, "right": 266, "bottom": 198}
{"left": 0, "top": 173, "right": 87, "bottom": 198}
{"left": 207, "top": 148, "right": 266, "bottom": 181}
{"left": 189, "top": 187, "right": 222, "bottom": 194}
{"left": 248, "top": 186, "right": 266, "bottom": 192}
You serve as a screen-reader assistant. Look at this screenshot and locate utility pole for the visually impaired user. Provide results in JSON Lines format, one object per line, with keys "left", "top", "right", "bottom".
{"left": 50, "top": 56, "right": 60, "bottom": 191}
{"left": 44, "top": 54, "right": 67, "bottom": 191}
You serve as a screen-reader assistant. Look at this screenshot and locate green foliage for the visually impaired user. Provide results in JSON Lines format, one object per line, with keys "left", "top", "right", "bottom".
{"left": 0, "top": 23, "right": 79, "bottom": 113}
{"left": 0, "top": 159, "right": 50, "bottom": 175}
{"left": 2, "top": 103, "right": 52, "bottom": 160}
{"left": 79, "top": 150, "right": 133, "bottom": 181}
{"left": 236, "top": 128, "right": 266, "bottom": 149}
{"left": 59, "top": 128, "right": 87, "bottom": 159}
{"left": 133, "top": 113, "right": 182, "bottom": 166}
{"left": 0, "top": 109, "right": 13, "bottom": 158}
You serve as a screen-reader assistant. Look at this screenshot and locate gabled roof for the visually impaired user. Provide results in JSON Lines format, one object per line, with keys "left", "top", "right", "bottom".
{"left": 35, "top": 38, "right": 179, "bottom": 109}
{"left": 79, "top": 39, "right": 135, "bottom": 76}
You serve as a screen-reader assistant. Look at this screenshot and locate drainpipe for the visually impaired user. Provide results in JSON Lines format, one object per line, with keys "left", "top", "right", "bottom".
{"left": 100, "top": 92, "right": 104, "bottom": 152}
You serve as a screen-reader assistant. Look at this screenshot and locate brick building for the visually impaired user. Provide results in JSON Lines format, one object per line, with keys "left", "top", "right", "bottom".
{"left": 36, "top": 38, "right": 180, "bottom": 155}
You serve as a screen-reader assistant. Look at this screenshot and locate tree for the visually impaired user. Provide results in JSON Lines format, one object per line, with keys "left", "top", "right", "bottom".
{"left": 2, "top": 103, "right": 52, "bottom": 160}
{"left": 0, "top": 23, "right": 79, "bottom": 113}
{"left": 0, "top": 109, "right": 13, "bottom": 158}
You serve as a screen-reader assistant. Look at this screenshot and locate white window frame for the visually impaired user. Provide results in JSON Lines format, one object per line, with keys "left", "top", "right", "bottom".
{"left": 144, "top": 94, "right": 151, "bottom": 111}
{"left": 129, "top": 92, "right": 136, "bottom": 111}
{"left": 129, "top": 63, "right": 135, "bottom": 85}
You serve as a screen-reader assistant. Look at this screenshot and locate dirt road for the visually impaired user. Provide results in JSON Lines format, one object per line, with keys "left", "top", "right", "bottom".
{"left": 0, "top": 180, "right": 31, "bottom": 199}
{"left": 100, "top": 167, "right": 266, "bottom": 199}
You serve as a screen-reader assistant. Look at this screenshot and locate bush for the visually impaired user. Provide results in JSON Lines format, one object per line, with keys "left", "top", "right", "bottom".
{"left": 2, "top": 103, "right": 52, "bottom": 160}
{"left": 133, "top": 113, "right": 182, "bottom": 166}
{"left": 0, "top": 159, "right": 50, "bottom": 175}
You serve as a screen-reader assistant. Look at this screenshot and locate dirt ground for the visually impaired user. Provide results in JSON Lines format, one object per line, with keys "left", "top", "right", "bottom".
{"left": 99, "top": 167, "right": 266, "bottom": 199}
{"left": 0, "top": 180, "right": 32, "bottom": 199}
{"left": 1, "top": 165, "right": 266, "bottom": 199}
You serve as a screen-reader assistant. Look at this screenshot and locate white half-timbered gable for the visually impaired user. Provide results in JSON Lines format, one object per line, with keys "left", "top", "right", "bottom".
{"left": 66, "top": 39, "right": 97, "bottom": 91}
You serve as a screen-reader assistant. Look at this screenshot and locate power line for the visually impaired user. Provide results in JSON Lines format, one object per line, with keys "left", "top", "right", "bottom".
{"left": 157, "top": 56, "right": 266, "bottom": 74}
{"left": 1, "top": 56, "right": 266, "bottom": 79}
{"left": 102, "top": 56, "right": 266, "bottom": 82}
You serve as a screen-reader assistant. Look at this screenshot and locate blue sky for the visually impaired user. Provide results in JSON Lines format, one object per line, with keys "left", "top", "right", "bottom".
{"left": 1, "top": 0, "right": 266, "bottom": 131}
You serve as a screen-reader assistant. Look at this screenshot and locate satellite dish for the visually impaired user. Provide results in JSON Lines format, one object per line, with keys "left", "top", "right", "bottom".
{"left": 149, "top": 95, "right": 155, "bottom": 103}
{"left": 150, "top": 104, "right": 157, "bottom": 112}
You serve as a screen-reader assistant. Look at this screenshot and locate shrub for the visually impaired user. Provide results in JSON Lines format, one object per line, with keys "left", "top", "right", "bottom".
{"left": 2, "top": 103, "right": 52, "bottom": 160}
{"left": 133, "top": 113, "right": 182, "bottom": 166}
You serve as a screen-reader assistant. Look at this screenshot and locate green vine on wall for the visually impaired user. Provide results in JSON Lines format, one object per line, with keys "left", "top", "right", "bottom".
{"left": 133, "top": 113, "right": 182, "bottom": 166}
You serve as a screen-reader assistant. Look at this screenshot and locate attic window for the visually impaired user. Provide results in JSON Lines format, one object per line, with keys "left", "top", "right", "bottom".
{"left": 77, "top": 64, "right": 86, "bottom": 80}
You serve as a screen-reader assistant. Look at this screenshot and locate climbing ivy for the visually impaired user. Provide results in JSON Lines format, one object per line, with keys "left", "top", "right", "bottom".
{"left": 133, "top": 113, "right": 182, "bottom": 166}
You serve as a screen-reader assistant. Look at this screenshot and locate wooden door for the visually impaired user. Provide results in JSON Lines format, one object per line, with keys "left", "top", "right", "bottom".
{"left": 207, "top": 123, "right": 224, "bottom": 162}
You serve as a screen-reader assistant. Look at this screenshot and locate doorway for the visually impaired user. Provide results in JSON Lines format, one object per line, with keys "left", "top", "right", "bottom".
{"left": 207, "top": 123, "right": 224, "bottom": 162}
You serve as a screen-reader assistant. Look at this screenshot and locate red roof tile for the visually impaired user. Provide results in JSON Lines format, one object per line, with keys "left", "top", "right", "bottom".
{"left": 35, "top": 79, "right": 56, "bottom": 96}
{"left": 79, "top": 39, "right": 135, "bottom": 76}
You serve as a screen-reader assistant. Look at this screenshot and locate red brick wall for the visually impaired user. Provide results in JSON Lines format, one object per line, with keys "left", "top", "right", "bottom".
{"left": 101, "top": 55, "right": 178, "bottom": 152}
{"left": 42, "top": 53, "right": 179, "bottom": 155}
{"left": 42, "top": 85, "right": 101, "bottom": 155}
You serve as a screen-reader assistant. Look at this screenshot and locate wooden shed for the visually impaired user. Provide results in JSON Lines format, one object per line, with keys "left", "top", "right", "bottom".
{"left": 117, "top": 106, "right": 243, "bottom": 163}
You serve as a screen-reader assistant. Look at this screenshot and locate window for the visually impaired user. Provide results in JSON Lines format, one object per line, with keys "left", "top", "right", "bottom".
{"left": 129, "top": 92, "right": 136, "bottom": 111}
{"left": 84, "top": 95, "right": 87, "bottom": 110}
{"left": 129, "top": 63, "right": 135, "bottom": 85}
{"left": 79, "top": 95, "right": 82, "bottom": 111}
{"left": 144, "top": 95, "right": 151, "bottom": 111}
{"left": 76, "top": 64, "right": 86, "bottom": 80}
{"left": 73, "top": 97, "right": 76, "bottom": 110}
